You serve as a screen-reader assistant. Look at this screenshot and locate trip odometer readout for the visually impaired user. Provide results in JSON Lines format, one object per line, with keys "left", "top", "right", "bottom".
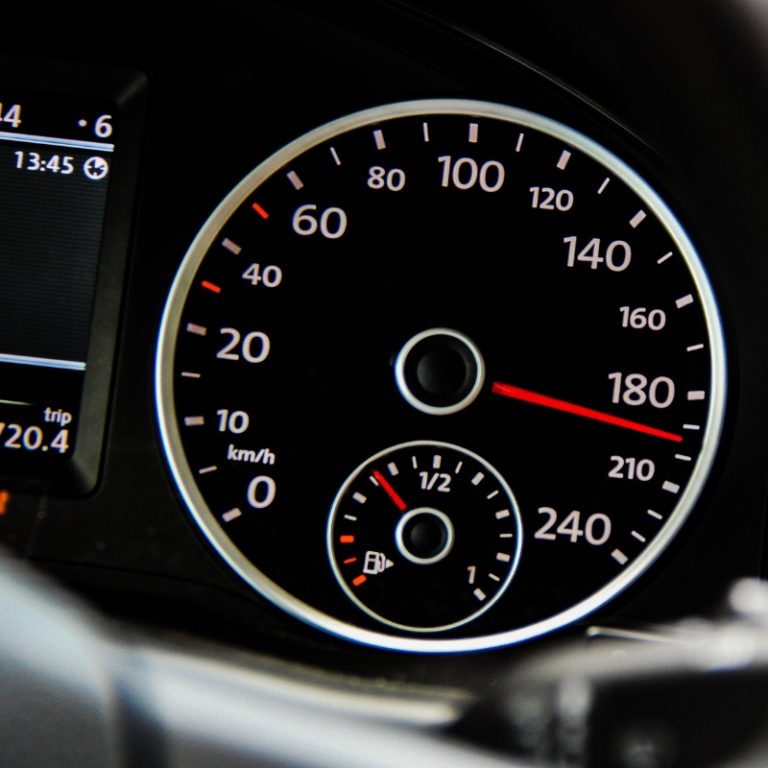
{"left": 156, "top": 100, "right": 725, "bottom": 652}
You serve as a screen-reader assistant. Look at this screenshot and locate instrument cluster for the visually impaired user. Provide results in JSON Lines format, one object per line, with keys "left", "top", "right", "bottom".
{"left": 0, "top": 2, "right": 766, "bottom": 671}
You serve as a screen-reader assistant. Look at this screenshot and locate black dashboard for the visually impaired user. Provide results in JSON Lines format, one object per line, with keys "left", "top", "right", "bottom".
{"left": 3, "top": 0, "right": 768, "bottom": 716}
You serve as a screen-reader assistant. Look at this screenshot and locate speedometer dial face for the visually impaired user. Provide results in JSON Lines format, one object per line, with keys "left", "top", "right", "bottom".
{"left": 156, "top": 100, "right": 725, "bottom": 652}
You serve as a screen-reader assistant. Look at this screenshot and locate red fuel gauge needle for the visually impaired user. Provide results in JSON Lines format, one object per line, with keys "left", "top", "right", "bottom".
{"left": 491, "top": 381, "right": 684, "bottom": 443}
{"left": 373, "top": 470, "right": 408, "bottom": 511}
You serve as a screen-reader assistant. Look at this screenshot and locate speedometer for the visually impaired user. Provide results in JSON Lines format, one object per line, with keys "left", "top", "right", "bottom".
{"left": 156, "top": 100, "right": 725, "bottom": 652}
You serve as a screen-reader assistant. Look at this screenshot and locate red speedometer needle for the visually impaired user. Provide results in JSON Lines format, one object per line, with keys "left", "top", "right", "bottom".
{"left": 491, "top": 381, "right": 684, "bottom": 443}
{"left": 373, "top": 470, "right": 408, "bottom": 511}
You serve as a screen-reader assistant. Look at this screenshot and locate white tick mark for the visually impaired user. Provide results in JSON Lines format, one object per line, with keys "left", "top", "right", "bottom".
{"left": 286, "top": 170, "right": 304, "bottom": 190}
{"left": 556, "top": 149, "right": 571, "bottom": 170}
{"left": 221, "top": 238, "right": 241, "bottom": 255}
{"left": 612, "top": 549, "right": 629, "bottom": 565}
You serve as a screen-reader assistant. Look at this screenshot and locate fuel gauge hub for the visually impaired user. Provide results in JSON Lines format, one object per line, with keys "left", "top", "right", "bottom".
{"left": 327, "top": 441, "right": 523, "bottom": 632}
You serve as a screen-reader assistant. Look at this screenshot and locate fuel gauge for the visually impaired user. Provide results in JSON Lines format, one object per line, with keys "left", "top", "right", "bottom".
{"left": 327, "top": 441, "right": 523, "bottom": 632}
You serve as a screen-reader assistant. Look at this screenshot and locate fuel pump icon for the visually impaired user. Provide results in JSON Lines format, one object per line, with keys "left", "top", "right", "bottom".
{"left": 363, "top": 551, "right": 394, "bottom": 575}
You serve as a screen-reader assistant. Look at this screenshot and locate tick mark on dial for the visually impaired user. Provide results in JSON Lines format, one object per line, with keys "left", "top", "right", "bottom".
{"left": 222, "top": 508, "right": 241, "bottom": 523}
{"left": 612, "top": 549, "right": 629, "bottom": 565}
{"left": 221, "top": 238, "right": 241, "bottom": 255}
{"left": 251, "top": 202, "right": 269, "bottom": 219}
{"left": 286, "top": 170, "right": 304, "bottom": 190}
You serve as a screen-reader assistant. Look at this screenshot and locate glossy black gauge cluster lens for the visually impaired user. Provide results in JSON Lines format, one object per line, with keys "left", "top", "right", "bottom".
{"left": 156, "top": 100, "right": 725, "bottom": 652}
